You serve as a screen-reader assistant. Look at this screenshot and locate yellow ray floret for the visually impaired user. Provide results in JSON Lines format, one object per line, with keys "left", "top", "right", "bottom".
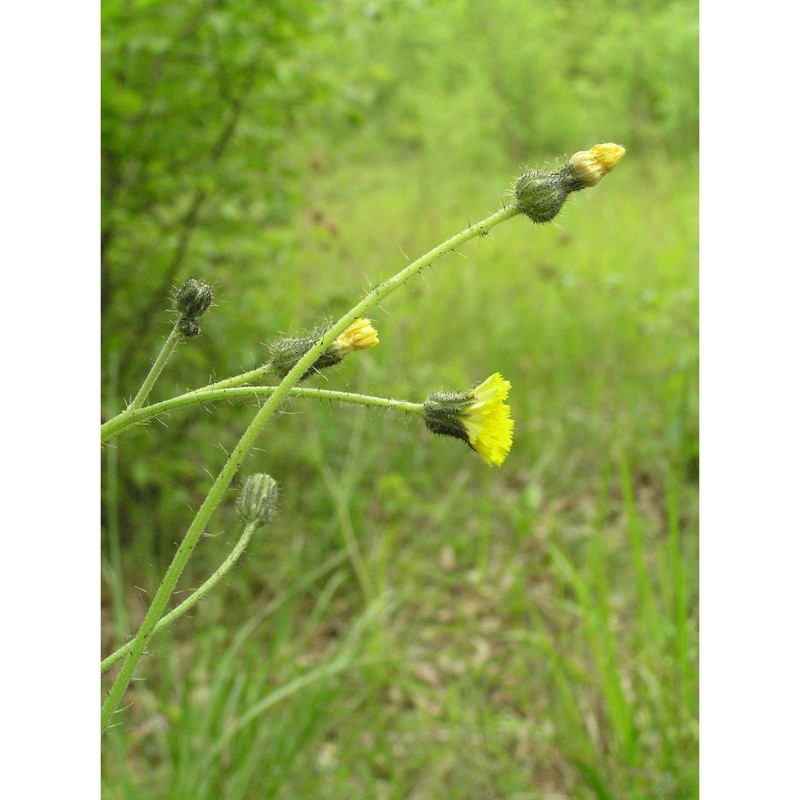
{"left": 461, "top": 373, "right": 514, "bottom": 467}
{"left": 569, "top": 143, "right": 626, "bottom": 187}
{"left": 328, "top": 318, "right": 380, "bottom": 357}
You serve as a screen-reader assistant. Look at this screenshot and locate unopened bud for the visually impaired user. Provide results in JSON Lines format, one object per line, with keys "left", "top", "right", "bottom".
{"left": 178, "top": 317, "right": 201, "bottom": 338}
{"left": 176, "top": 279, "right": 214, "bottom": 320}
{"left": 327, "top": 318, "right": 379, "bottom": 358}
{"left": 268, "top": 331, "right": 325, "bottom": 379}
{"left": 236, "top": 474, "right": 279, "bottom": 528}
{"left": 515, "top": 143, "right": 625, "bottom": 223}
{"left": 269, "top": 318, "right": 379, "bottom": 380}
{"left": 515, "top": 167, "right": 582, "bottom": 223}
{"left": 569, "top": 143, "right": 626, "bottom": 187}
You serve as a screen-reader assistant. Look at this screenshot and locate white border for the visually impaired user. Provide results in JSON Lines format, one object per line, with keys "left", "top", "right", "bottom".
{"left": 1, "top": 1, "right": 99, "bottom": 794}
{"left": 701, "top": 1, "right": 800, "bottom": 797}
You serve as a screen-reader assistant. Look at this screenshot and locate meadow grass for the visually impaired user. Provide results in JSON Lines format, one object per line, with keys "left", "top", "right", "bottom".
{"left": 102, "top": 152, "right": 698, "bottom": 799}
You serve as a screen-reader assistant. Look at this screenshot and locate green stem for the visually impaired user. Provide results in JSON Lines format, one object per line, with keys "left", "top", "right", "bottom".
{"left": 126, "top": 321, "right": 183, "bottom": 411}
{"left": 104, "top": 362, "right": 276, "bottom": 440}
{"left": 100, "top": 200, "right": 521, "bottom": 734}
{"left": 201, "top": 361, "right": 275, "bottom": 392}
{"left": 102, "top": 386, "right": 423, "bottom": 441}
{"left": 101, "top": 521, "right": 258, "bottom": 673}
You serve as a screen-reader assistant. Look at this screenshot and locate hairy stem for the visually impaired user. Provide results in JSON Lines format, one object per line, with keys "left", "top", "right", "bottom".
{"left": 125, "top": 322, "right": 182, "bottom": 411}
{"left": 104, "top": 362, "right": 276, "bottom": 440}
{"left": 100, "top": 200, "right": 521, "bottom": 733}
{"left": 101, "top": 520, "right": 258, "bottom": 672}
{"left": 202, "top": 362, "right": 275, "bottom": 391}
{"left": 102, "top": 386, "right": 423, "bottom": 441}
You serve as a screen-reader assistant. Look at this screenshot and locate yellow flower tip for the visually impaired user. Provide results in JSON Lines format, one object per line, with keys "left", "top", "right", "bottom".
{"left": 569, "top": 143, "right": 626, "bottom": 187}
{"left": 329, "top": 318, "right": 380, "bottom": 357}
{"left": 472, "top": 372, "right": 511, "bottom": 405}
{"left": 464, "top": 372, "right": 514, "bottom": 467}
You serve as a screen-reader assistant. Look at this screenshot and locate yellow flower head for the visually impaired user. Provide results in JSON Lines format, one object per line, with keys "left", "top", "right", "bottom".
{"left": 423, "top": 372, "right": 514, "bottom": 467}
{"left": 328, "top": 318, "right": 380, "bottom": 358}
{"left": 460, "top": 373, "right": 514, "bottom": 466}
{"left": 569, "top": 143, "right": 626, "bottom": 187}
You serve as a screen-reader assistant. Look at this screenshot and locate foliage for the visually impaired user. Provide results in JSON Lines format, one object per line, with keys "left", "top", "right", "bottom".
{"left": 101, "top": 0, "right": 323, "bottom": 392}
{"left": 102, "top": 0, "right": 698, "bottom": 549}
{"left": 103, "top": 154, "right": 698, "bottom": 798}
{"left": 304, "top": 0, "right": 698, "bottom": 166}
{"left": 101, "top": 0, "right": 325, "bottom": 547}
{"left": 102, "top": 1, "right": 698, "bottom": 798}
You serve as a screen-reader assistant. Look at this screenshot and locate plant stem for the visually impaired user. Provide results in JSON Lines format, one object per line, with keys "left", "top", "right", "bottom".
{"left": 102, "top": 386, "right": 423, "bottom": 441}
{"left": 125, "top": 321, "right": 183, "bottom": 411}
{"left": 201, "top": 361, "right": 275, "bottom": 391}
{"left": 100, "top": 200, "right": 521, "bottom": 734}
{"left": 101, "top": 521, "right": 258, "bottom": 672}
{"left": 104, "top": 362, "right": 276, "bottom": 441}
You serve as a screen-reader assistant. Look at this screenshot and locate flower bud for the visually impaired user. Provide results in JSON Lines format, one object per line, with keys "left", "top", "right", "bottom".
{"left": 176, "top": 279, "right": 214, "bottom": 320}
{"left": 269, "top": 319, "right": 379, "bottom": 380}
{"left": 268, "top": 331, "right": 326, "bottom": 379}
{"left": 515, "top": 143, "right": 625, "bottom": 224}
{"left": 515, "top": 166, "right": 583, "bottom": 223}
{"left": 178, "top": 317, "right": 201, "bottom": 338}
{"left": 236, "top": 474, "right": 279, "bottom": 528}
{"left": 568, "top": 143, "right": 626, "bottom": 187}
{"left": 326, "top": 318, "right": 380, "bottom": 358}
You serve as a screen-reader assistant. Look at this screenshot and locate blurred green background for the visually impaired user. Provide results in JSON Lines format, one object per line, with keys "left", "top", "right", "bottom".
{"left": 101, "top": 1, "right": 698, "bottom": 798}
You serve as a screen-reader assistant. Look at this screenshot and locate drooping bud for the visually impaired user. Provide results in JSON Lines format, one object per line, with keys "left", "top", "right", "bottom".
{"left": 268, "top": 318, "right": 380, "bottom": 380}
{"left": 236, "top": 474, "right": 279, "bottom": 528}
{"left": 176, "top": 279, "right": 214, "bottom": 320}
{"left": 515, "top": 143, "right": 625, "bottom": 224}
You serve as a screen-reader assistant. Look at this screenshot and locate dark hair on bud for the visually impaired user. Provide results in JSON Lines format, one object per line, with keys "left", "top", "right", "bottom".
{"left": 178, "top": 317, "right": 201, "bottom": 338}
{"left": 176, "top": 279, "right": 214, "bottom": 320}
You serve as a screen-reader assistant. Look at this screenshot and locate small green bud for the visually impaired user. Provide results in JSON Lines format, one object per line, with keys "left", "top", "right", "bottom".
{"left": 176, "top": 279, "right": 214, "bottom": 320}
{"left": 178, "top": 317, "right": 201, "bottom": 338}
{"left": 236, "top": 474, "right": 279, "bottom": 528}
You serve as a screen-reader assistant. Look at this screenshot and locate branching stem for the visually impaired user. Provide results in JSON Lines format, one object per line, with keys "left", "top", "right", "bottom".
{"left": 101, "top": 520, "right": 259, "bottom": 672}
{"left": 102, "top": 386, "right": 423, "bottom": 441}
{"left": 125, "top": 321, "right": 183, "bottom": 411}
{"left": 100, "top": 200, "right": 521, "bottom": 733}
